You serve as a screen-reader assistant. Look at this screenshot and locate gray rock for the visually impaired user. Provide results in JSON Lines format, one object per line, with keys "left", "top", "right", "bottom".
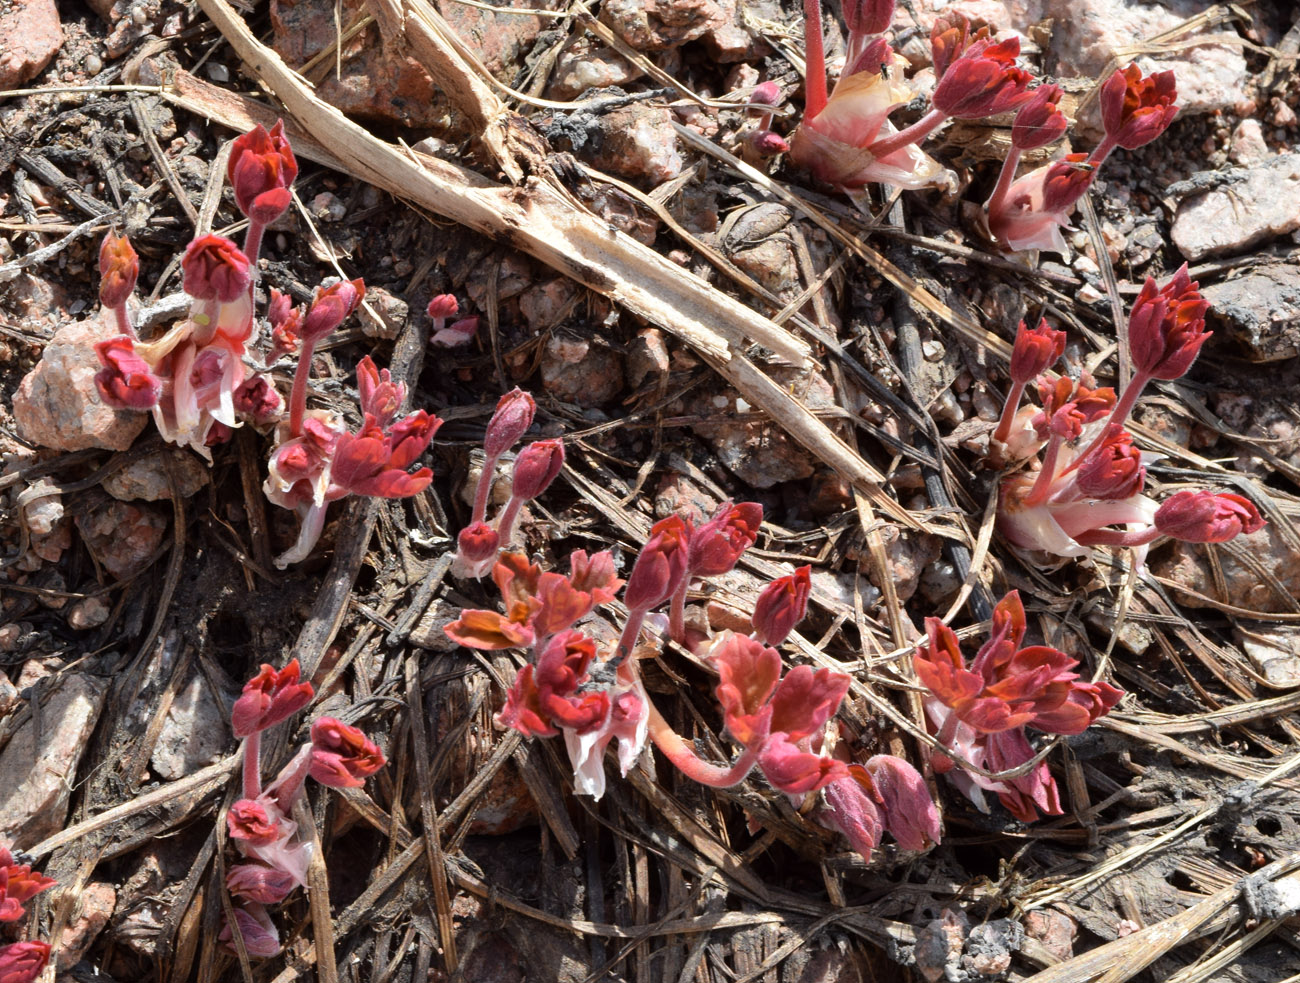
{"left": 101, "top": 448, "right": 210, "bottom": 502}
{"left": 0, "top": 673, "right": 108, "bottom": 848}
{"left": 13, "top": 310, "right": 150, "bottom": 452}
{"left": 151, "top": 672, "right": 230, "bottom": 779}
{"left": 1171, "top": 155, "right": 1300, "bottom": 260}
{"left": 1202, "top": 264, "right": 1300, "bottom": 362}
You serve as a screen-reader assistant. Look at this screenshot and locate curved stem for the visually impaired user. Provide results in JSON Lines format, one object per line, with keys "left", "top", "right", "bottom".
{"left": 992, "top": 380, "right": 1026, "bottom": 445}
{"left": 615, "top": 608, "right": 648, "bottom": 670}
{"left": 863, "top": 108, "right": 948, "bottom": 160}
{"left": 986, "top": 148, "right": 1024, "bottom": 226}
{"left": 1065, "top": 373, "right": 1148, "bottom": 476}
{"left": 288, "top": 337, "right": 317, "bottom": 439}
{"left": 471, "top": 451, "right": 501, "bottom": 525}
{"left": 495, "top": 494, "right": 523, "bottom": 547}
{"left": 646, "top": 697, "right": 763, "bottom": 788}
{"left": 803, "top": 0, "right": 828, "bottom": 119}
{"left": 1021, "top": 433, "right": 1063, "bottom": 507}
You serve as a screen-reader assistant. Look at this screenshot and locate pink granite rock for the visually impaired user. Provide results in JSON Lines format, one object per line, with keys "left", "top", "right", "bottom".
{"left": 601, "top": 0, "right": 728, "bottom": 50}
{"left": 13, "top": 310, "right": 150, "bottom": 452}
{"left": 55, "top": 882, "right": 117, "bottom": 970}
{"left": 0, "top": 673, "right": 108, "bottom": 849}
{"left": 540, "top": 334, "right": 625, "bottom": 407}
{"left": 0, "top": 0, "right": 63, "bottom": 89}
{"left": 75, "top": 499, "right": 169, "bottom": 579}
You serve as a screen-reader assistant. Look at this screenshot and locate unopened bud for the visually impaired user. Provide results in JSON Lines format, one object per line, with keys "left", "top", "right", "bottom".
{"left": 182, "top": 234, "right": 251, "bottom": 303}
{"left": 99, "top": 231, "right": 139, "bottom": 309}
{"left": 300, "top": 278, "right": 365, "bottom": 343}
{"left": 512, "top": 439, "right": 564, "bottom": 501}
{"left": 484, "top": 388, "right": 536, "bottom": 459}
{"left": 752, "top": 565, "right": 811, "bottom": 645}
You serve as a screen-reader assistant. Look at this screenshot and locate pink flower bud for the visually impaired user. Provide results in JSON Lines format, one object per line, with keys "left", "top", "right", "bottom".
{"left": 355, "top": 355, "right": 405, "bottom": 427}
{"left": 300, "top": 278, "right": 365, "bottom": 343}
{"left": 485, "top": 388, "right": 537, "bottom": 459}
{"left": 308, "top": 716, "right": 386, "bottom": 787}
{"left": 932, "top": 36, "right": 1032, "bottom": 119}
{"left": 1041, "top": 153, "right": 1096, "bottom": 213}
{"left": 844, "top": 35, "right": 894, "bottom": 77}
{"left": 426, "top": 293, "right": 459, "bottom": 320}
{"left": 751, "top": 565, "right": 811, "bottom": 645}
{"left": 0, "top": 941, "right": 50, "bottom": 983}
{"left": 268, "top": 288, "right": 295, "bottom": 329}
{"left": 512, "top": 439, "right": 565, "bottom": 501}
{"left": 1011, "top": 84, "right": 1067, "bottom": 151}
{"left": 1034, "top": 375, "right": 1115, "bottom": 440}
{"left": 1155, "top": 490, "right": 1264, "bottom": 544}
{"left": 1008, "top": 317, "right": 1065, "bottom": 385}
{"left": 220, "top": 903, "right": 281, "bottom": 958}
{"left": 861, "top": 755, "right": 942, "bottom": 850}
{"left": 1100, "top": 64, "right": 1178, "bottom": 151}
{"left": 227, "top": 120, "right": 298, "bottom": 223}
{"left": 817, "top": 771, "right": 882, "bottom": 858}
{"left": 231, "top": 659, "right": 314, "bottom": 738}
{"left": 624, "top": 515, "right": 691, "bottom": 613}
{"left": 1128, "top": 264, "right": 1211, "bottom": 381}
{"left": 1076, "top": 425, "right": 1145, "bottom": 500}
{"left": 688, "top": 501, "right": 763, "bottom": 577}
{"left": 227, "top": 864, "right": 297, "bottom": 905}
{"left": 749, "top": 80, "right": 781, "bottom": 107}
{"left": 227, "top": 798, "right": 282, "bottom": 846}
{"left": 99, "top": 231, "right": 139, "bottom": 309}
{"left": 843, "top": 0, "right": 895, "bottom": 36}
{"left": 456, "top": 521, "right": 500, "bottom": 571}
{"left": 233, "top": 375, "right": 282, "bottom": 425}
{"left": 94, "top": 336, "right": 162, "bottom": 410}
{"left": 748, "top": 129, "right": 790, "bottom": 156}
{"left": 181, "top": 234, "right": 251, "bottom": 303}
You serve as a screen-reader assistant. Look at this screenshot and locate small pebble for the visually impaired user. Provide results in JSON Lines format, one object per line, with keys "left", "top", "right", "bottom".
{"left": 207, "top": 64, "right": 230, "bottom": 82}
{"left": 68, "top": 596, "right": 111, "bottom": 631}
{"left": 84, "top": 53, "right": 103, "bottom": 76}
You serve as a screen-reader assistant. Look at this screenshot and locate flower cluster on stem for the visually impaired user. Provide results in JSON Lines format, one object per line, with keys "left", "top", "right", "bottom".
{"left": 0, "top": 844, "right": 56, "bottom": 983}
{"left": 445, "top": 505, "right": 940, "bottom": 860}
{"left": 223, "top": 660, "right": 385, "bottom": 957}
{"left": 91, "top": 122, "right": 441, "bottom": 568}
{"left": 994, "top": 266, "right": 1263, "bottom": 564}
{"left": 915, "top": 590, "right": 1123, "bottom": 821}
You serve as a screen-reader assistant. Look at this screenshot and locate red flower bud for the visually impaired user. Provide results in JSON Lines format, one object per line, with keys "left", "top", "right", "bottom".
{"left": 930, "top": 12, "right": 994, "bottom": 80}
{"left": 843, "top": 0, "right": 895, "bottom": 36}
{"left": 752, "top": 565, "right": 811, "bottom": 645}
{"left": 1100, "top": 64, "right": 1178, "bottom": 151}
{"left": 1128, "top": 264, "right": 1210, "bottom": 381}
{"left": 355, "top": 355, "right": 404, "bottom": 427}
{"left": 227, "top": 864, "right": 297, "bottom": 905}
{"left": 1041, "top": 153, "right": 1096, "bottom": 213}
{"left": 748, "top": 129, "right": 791, "bottom": 156}
{"left": 94, "top": 336, "right": 162, "bottom": 410}
{"left": 749, "top": 80, "right": 781, "bottom": 107}
{"left": 426, "top": 293, "right": 459, "bottom": 320}
{"left": 1155, "top": 490, "right": 1264, "bottom": 544}
{"left": 99, "top": 231, "right": 139, "bottom": 309}
{"left": 485, "top": 389, "right": 537, "bottom": 459}
{"left": 431, "top": 315, "right": 479, "bottom": 348}
{"left": 231, "top": 659, "right": 314, "bottom": 738}
{"left": 456, "top": 521, "right": 501, "bottom": 571}
{"left": 268, "top": 288, "right": 295, "bottom": 329}
{"left": 227, "top": 798, "right": 282, "bottom": 845}
{"left": 308, "top": 716, "right": 386, "bottom": 788}
{"left": 1008, "top": 317, "right": 1065, "bottom": 385}
{"left": 182, "top": 234, "right": 251, "bottom": 303}
{"left": 233, "top": 375, "right": 282, "bottom": 425}
{"left": 300, "top": 278, "right": 365, "bottom": 343}
{"left": 861, "top": 755, "right": 942, "bottom": 850}
{"left": 1034, "top": 375, "right": 1115, "bottom": 440}
{"left": 932, "top": 36, "right": 1032, "bottom": 119}
{"left": 1011, "top": 84, "right": 1067, "bottom": 151}
{"left": 688, "top": 501, "right": 763, "bottom": 577}
{"left": 0, "top": 941, "right": 50, "bottom": 983}
{"left": 227, "top": 120, "right": 298, "bottom": 223}
{"left": 624, "top": 515, "right": 691, "bottom": 612}
{"left": 1076, "top": 425, "right": 1145, "bottom": 500}
{"left": 512, "top": 439, "right": 564, "bottom": 501}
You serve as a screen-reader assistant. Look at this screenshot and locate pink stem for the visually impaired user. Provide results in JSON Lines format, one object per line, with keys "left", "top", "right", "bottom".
{"left": 288, "top": 337, "right": 318, "bottom": 439}
{"left": 668, "top": 577, "right": 690, "bottom": 644}
{"left": 1021, "top": 434, "right": 1063, "bottom": 507}
{"left": 112, "top": 302, "right": 134, "bottom": 340}
{"left": 1087, "top": 138, "right": 1118, "bottom": 168}
{"left": 495, "top": 494, "right": 523, "bottom": 547}
{"left": 646, "top": 699, "right": 763, "bottom": 787}
{"left": 1065, "top": 373, "right": 1149, "bottom": 476}
{"left": 986, "top": 148, "right": 1024, "bottom": 227}
{"left": 472, "top": 451, "right": 501, "bottom": 526}
{"left": 803, "top": 0, "right": 828, "bottom": 118}
{"left": 863, "top": 108, "right": 948, "bottom": 160}
{"left": 1071, "top": 524, "right": 1161, "bottom": 548}
{"left": 615, "top": 608, "right": 648, "bottom": 667}
{"left": 242, "top": 731, "right": 262, "bottom": 801}
{"left": 992, "top": 380, "right": 1027, "bottom": 445}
